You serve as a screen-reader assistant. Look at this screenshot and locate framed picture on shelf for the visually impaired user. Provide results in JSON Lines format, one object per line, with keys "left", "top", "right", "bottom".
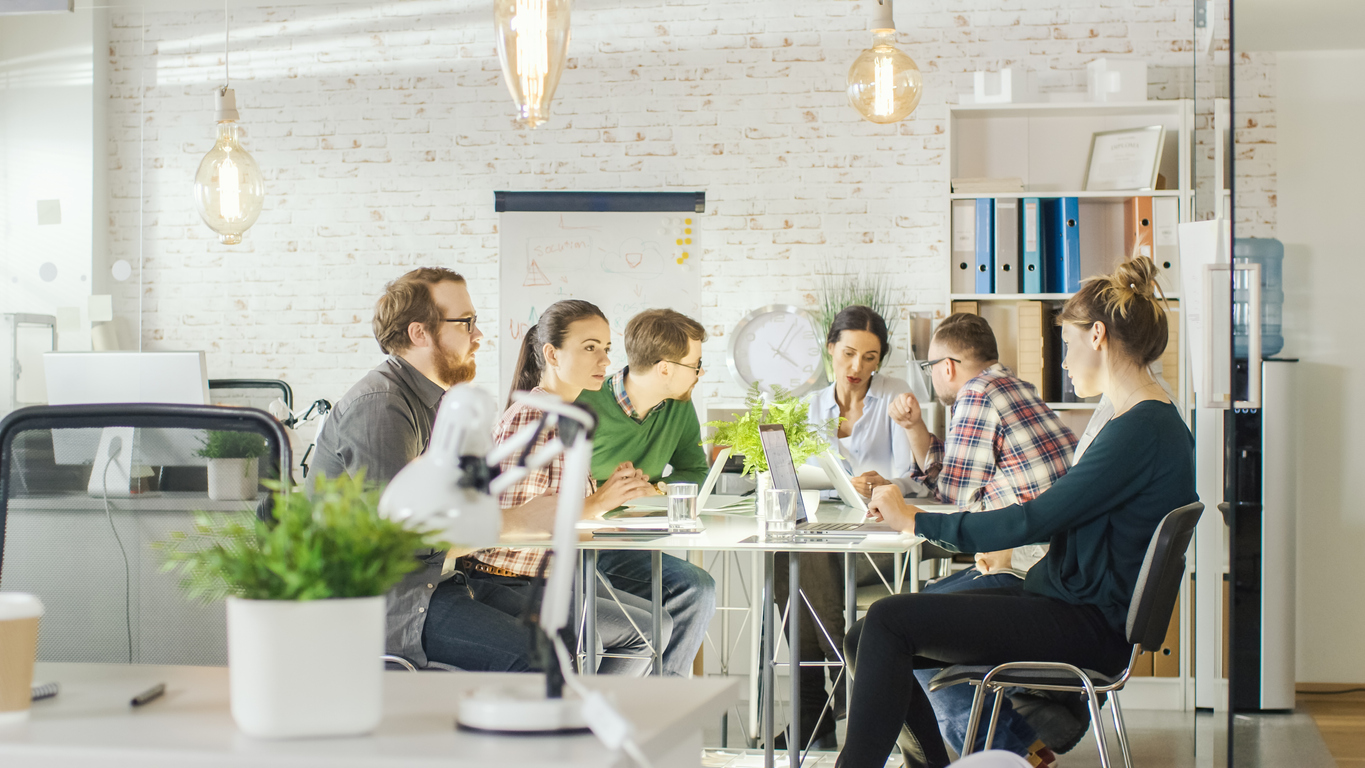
{"left": 1083, "top": 125, "right": 1165, "bottom": 191}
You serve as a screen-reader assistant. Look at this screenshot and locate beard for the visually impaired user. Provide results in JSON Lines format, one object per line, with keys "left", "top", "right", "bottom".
{"left": 433, "top": 346, "right": 477, "bottom": 386}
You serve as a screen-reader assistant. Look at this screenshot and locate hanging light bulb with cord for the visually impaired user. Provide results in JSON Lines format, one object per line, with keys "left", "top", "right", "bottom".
{"left": 193, "top": 8, "right": 264, "bottom": 245}
{"left": 846, "top": 0, "right": 923, "bottom": 124}
{"left": 494, "top": 0, "right": 572, "bottom": 128}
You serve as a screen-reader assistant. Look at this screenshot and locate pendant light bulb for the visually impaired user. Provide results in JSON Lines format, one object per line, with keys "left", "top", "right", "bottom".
{"left": 193, "top": 88, "right": 264, "bottom": 245}
{"left": 846, "top": 0, "right": 922, "bottom": 124}
{"left": 494, "top": 0, "right": 572, "bottom": 128}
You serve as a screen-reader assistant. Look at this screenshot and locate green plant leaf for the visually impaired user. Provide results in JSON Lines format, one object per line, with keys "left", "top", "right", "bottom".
{"left": 813, "top": 269, "right": 901, "bottom": 379}
{"left": 701, "top": 383, "right": 838, "bottom": 476}
{"left": 195, "top": 430, "right": 269, "bottom": 460}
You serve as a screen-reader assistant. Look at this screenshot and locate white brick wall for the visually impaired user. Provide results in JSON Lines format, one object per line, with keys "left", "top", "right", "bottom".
{"left": 105, "top": 0, "right": 1264, "bottom": 409}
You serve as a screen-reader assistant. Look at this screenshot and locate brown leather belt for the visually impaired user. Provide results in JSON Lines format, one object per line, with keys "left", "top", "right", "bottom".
{"left": 454, "top": 556, "right": 529, "bottom": 580}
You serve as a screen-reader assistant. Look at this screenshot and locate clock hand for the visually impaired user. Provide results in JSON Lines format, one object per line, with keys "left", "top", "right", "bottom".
{"left": 769, "top": 345, "right": 798, "bottom": 365}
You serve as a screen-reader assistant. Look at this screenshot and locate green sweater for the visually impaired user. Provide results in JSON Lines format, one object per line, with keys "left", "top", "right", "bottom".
{"left": 915, "top": 400, "right": 1197, "bottom": 633}
{"left": 576, "top": 385, "right": 710, "bottom": 485}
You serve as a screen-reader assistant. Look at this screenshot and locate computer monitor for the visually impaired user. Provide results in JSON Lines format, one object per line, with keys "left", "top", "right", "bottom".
{"left": 42, "top": 352, "right": 211, "bottom": 494}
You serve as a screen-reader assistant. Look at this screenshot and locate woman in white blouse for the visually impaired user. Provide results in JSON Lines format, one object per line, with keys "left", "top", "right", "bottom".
{"left": 807, "top": 305, "right": 922, "bottom": 497}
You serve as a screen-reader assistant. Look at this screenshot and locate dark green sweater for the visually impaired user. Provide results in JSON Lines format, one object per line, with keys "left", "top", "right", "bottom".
{"left": 915, "top": 400, "right": 1197, "bottom": 633}
{"left": 576, "top": 386, "right": 710, "bottom": 485}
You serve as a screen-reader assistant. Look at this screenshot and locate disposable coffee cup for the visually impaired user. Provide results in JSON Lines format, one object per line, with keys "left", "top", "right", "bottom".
{"left": 0, "top": 593, "right": 44, "bottom": 724}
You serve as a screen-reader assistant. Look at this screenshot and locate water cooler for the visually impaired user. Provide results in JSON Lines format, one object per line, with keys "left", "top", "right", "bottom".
{"left": 1226, "top": 238, "right": 1297, "bottom": 712}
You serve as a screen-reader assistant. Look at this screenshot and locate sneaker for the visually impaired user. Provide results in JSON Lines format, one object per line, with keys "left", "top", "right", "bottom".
{"left": 1027, "top": 740, "right": 1058, "bottom": 768}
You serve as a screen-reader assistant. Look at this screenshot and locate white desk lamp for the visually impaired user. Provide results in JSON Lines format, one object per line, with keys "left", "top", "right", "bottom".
{"left": 378, "top": 385, "right": 633, "bottom": 744}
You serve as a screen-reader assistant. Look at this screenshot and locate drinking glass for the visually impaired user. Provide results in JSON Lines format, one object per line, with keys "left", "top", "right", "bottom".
{"left": 761, "top": 487, "right": 797, "bottom": 541}
{"left": 667, "top": 482, "right": 700, "bottom": 532}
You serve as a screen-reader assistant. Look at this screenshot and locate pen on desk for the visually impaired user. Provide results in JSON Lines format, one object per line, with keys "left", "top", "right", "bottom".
{"left": 31, "top": 682, "right": 59, "bottom": 701}
{"left": 130, "top": 683, "right": 166, "bottom": 707}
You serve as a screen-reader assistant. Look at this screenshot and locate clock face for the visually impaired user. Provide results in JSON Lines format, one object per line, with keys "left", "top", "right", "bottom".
{"left": 728, "top": 307, "right": 824, "bottom": 396}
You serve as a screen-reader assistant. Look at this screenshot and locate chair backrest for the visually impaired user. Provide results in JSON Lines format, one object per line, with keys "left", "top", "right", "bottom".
{"left": 0, "top": 404, "right": 290, "bottom": 667}
{"left": 1125, "top": 501, "right": 1204, "bottom": 649}
{"left": 207, "top": 378, "right": 293, "bottom": 411}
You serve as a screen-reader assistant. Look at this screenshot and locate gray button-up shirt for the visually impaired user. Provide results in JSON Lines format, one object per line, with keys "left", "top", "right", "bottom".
{"left": 313, "top": 355, "right": 449, "bottom": 667}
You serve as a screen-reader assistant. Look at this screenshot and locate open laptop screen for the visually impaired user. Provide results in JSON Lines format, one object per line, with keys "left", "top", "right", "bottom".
{"left": 757, "top": 423, "right": 810, "bottom": 523}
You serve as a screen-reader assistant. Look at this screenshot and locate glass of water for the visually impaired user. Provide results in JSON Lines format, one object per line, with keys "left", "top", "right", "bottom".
{"left": 761, "top": 487, "right": 797, "bottom": 541}
{"left": 667, "top": 482, "right": 700, "bottom": 532}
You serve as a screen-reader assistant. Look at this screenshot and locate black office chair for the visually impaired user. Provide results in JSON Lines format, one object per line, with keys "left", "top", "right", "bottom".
{"left": 928, "top": 501, "right": 1204, "bottom": 768}
{"left": 0, "top": 404, "right": 290, "bottom": 667}
{"left": 207, "top": 378, "right": 293, "bottom": 411}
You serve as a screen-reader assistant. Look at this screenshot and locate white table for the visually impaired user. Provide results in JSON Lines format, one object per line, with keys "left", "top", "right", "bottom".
{"left": 506, "top": 501, "right": 954, "bottom": 768}
{"left": 1, "top": 663, "right": 739, "bottom": 768}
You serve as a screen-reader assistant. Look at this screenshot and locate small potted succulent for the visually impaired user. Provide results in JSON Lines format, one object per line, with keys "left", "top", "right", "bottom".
{"left": 704, "top": 383, "right": 836, "bottom": 499}
{"left": 196, "top": 430, "right": 269, "bottom": 501}
{"left": 158, "top": 472, "right": 444, "bottom": 739}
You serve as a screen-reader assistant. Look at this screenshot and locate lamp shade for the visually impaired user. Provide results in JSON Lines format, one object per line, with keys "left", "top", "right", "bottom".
{"left": 494, "top": 0, "right": 572, "bottom": 128}
{"left": 846, "top": 30, "right": 923, "bottom": 124}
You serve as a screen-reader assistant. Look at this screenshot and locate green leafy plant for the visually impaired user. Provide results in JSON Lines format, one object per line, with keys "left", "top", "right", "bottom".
{"left": 195, "top": 430, "right": 269, "bottom": 460}
{"left": 815, "top": 268, "right": 900, "bottom": 380}
{"left": 157, "top": 472, "right": 447, "bottom": 602}
{"left": 703, "top": 383, "right": 838, "bottom": 476}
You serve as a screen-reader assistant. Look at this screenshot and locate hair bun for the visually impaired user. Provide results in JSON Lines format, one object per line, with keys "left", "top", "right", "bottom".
{"left": 1112, "top": 256, "right": 1160, "bottom": 299}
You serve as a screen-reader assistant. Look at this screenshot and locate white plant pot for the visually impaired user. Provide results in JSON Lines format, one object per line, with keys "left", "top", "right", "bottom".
{"left": 227, "top": 596, "right": 384, "bottom": 739}
{"left": 207, "top": 458, "right": 258, "bottom": 501}
{"left": 755, "top": 470, "right": 772, "bottom": 502}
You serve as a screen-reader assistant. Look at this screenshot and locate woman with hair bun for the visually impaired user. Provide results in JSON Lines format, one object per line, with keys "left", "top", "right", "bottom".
{"left": 837, "top": 257, "right": 1198, "bottom": 768}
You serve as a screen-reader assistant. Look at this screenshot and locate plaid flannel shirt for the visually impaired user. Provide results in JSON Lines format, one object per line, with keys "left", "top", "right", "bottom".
{"left": 472, "top": 388, "right": 596, "bottom": 578}
{"left": 912, "top": 364, "right": 1077, "bottom": 569}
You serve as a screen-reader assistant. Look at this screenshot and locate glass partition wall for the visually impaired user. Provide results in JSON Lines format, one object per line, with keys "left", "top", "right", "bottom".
{"left": 1, "top": 5, "right": 139, "bottom": 419}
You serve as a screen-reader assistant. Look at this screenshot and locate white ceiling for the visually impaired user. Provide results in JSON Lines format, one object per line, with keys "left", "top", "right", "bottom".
{"left": 1236, "top": 0, "right": 1365, "bottom": 51}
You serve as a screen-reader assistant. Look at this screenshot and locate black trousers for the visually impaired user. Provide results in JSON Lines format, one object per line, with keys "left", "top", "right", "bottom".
{"left": 837, "top": 585, "right": 1131, "bottom": 768}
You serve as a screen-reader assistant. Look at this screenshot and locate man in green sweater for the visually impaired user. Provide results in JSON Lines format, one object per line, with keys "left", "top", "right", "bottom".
{"left": 577, "top": 309, "right": 716, "bottom": 676}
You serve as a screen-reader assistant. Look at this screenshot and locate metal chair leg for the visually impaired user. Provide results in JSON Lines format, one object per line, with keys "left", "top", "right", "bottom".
{"left": 983, "top": 685, "right": 1005, "bottom": 752}
{"left": 960, "top": 683, "right": 988, "bottom": 757}
{"left": 1110, "top": 691, "right": 1134, "bottom": 768}
{"left": 1078, "top": 676, "right": 1111, "bottom": 768}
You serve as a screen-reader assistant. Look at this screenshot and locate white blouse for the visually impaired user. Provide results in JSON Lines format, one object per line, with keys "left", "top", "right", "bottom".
{"left": 807, "top": 374, "right": 928, "bottom": 497}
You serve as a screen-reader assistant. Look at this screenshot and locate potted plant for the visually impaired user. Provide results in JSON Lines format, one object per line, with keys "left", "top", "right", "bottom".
{"left": 196, "top": 430, "right": 269, "bottom": 501}
{"left": 158, "top": 472, "right": 444, "bottom": 739}
{"left": 704, "top": 383, "right": 837, "bottom": 498}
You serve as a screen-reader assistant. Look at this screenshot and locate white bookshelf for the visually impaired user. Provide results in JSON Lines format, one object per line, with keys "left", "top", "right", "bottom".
{"left": 944, "top": 99, "right": 1196, "bottom": 711}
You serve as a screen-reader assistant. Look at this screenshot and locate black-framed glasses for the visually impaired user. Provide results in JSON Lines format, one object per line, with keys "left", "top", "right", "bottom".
{"left": 441, "top": 315, "right": 478, "bottom": 331}
{"left": 665, "top": 359, "right": 704, "bottom": 374}
{"left": 917, "top": 356, "right": 961, "bottom": 375}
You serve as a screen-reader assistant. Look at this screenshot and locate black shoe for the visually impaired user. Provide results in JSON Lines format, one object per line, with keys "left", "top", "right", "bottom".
{"left": 1009, "top": 690, "right": 1093, "bottom": 754}
{"left": 772, "top": 721, "right": 838, "bottom": 752}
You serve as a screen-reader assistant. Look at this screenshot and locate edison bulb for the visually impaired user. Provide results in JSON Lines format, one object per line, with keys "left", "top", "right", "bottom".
{"left": 193, "top": 88, "right": 264, "bottom": 245}
{"left": 494, "top": 0, "right": 572, "bottom": 128}
{"left": 846, "top": 30, "right": 923, "bottom": 124}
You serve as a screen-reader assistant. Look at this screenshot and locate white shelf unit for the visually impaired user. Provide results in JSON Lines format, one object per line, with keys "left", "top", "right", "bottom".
{"left": 945, "top": 102, "right": 1196, "bottom": 711}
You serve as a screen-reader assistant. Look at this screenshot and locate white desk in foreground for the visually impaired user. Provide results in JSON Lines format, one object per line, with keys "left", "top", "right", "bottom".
{"left": 2, "top": 663, "right": 738, "bottom": 768}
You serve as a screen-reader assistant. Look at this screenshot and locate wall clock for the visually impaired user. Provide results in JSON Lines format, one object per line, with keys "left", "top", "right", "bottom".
{"left": 726, "top": 304, "right": 825, "bottom": 396}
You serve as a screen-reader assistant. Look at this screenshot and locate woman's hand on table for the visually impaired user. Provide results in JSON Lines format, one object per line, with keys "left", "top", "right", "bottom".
{"left": 584, "top": 462, "right": 654, "bottom": 517}
{"left": 865, "top": 485, "right": 922, "bottom": 535}
{"left": 852, "top": 471, "right": 892, "bottom": 498}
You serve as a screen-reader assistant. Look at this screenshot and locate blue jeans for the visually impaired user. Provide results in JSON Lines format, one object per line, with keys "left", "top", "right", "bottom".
{"left": 915, "top": 568, "right": 1038, "bottom": 757}
{"left": 422, "top": 570, "right": 670, "bottom": 676}
{"left": 595, "top": 550, "right": 716, "bottom": 676}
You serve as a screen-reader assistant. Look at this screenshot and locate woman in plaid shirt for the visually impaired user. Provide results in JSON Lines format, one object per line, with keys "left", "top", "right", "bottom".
{"left": 467, "top": 300, "right": 671, "bottom": 675}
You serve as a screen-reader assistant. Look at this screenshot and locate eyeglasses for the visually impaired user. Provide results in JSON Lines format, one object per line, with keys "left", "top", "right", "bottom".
{"left": 916, "top": 356, "right": 962, "bottom": 375}
{"left": 441, "top": 315, "right": 478, "bottom": 331}
{"left": 665, "top": 359, "right": 704, "bottom": 374}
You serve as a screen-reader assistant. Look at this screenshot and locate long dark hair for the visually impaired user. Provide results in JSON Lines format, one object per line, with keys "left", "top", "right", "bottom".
{"left": 826, "top": 305, "right": 890, "bottom": 362}
{"left": 509, "top": 299, "right": 608, "bottom": 406}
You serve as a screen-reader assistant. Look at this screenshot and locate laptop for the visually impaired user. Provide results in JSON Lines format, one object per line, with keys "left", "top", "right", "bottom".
{"left": 757, "top": 423, "right": 898, "bottom": 537}
{"left": 614, "top": 447, "right": 751, "bottom": 516}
